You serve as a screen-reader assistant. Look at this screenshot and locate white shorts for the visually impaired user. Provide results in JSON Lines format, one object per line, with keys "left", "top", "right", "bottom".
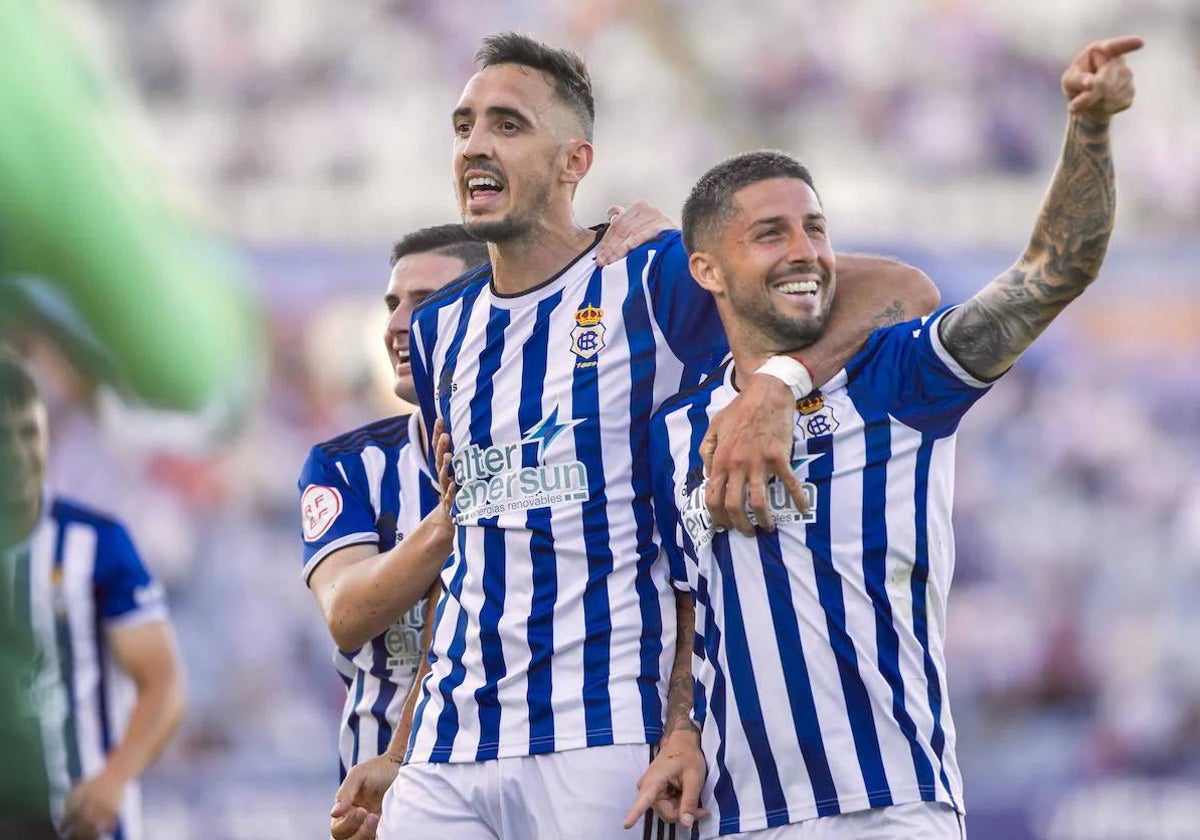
{"left": 725, "top": 802, "right": 964, "bottom": 840}
{"left": 378, "top": 743, "right": 679, "bottom": 840}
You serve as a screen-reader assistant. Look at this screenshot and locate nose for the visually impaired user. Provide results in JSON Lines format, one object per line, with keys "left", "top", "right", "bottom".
{"left": 785, "top": 231, "right": 819, "bottom": 266}
{"left": 460, "top": 122, "right": 493, "bottom": 162}
{"left": 386, "top": 303, "right": 410, "bottom": 341}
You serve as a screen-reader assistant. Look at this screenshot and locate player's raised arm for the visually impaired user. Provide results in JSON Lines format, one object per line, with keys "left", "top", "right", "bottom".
{"left": 939, "top": 36, "right": 1142, "bottom": 380}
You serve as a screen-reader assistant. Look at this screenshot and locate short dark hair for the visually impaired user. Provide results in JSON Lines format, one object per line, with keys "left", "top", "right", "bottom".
{"left": 475, "top": 32, "right": 595, "bottom": 141}
{"left": 682, "top": 151, "right": 819, "bottom": 254}
{"left": 0, "top": 346, "right": 40, "bottom": 411}
{"left": 389, "top": 224, "right": 490, "bottom": 270}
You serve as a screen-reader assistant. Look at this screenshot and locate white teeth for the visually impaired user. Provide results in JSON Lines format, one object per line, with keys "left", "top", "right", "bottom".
{"left": 468, "top": 177, "right": 500, "bottom": 189}
{"left": 776, "top": 280, "right": 818, "bottom": 294}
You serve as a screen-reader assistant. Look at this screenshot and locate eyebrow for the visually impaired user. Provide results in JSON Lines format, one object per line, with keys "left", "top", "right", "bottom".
{"left": 452, "top": 105, "right": 531, "bottom": 125}
{"left": 751, "top": 213, "right": 826, "bottom": 227}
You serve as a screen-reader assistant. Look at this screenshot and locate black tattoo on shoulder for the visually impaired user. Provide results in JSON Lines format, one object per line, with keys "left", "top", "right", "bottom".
{"left": 871, "top": 300, "right": 906, "bottom": 328}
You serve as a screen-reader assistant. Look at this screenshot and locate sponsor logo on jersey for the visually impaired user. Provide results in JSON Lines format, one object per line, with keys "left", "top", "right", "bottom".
{"left": 385, "top": 600, "right": 426, "bottom": 672}
{"left": 451, "top": 406, "right": 589, "bottom": 522}
{"left": 679, "top": 454, "right": 823, "bottom": 548}
{"left": 570, "top": 303, "right": 606, "bottom": 367}
{"left": 301, "top": 484, "right": 343, "bottom": 541}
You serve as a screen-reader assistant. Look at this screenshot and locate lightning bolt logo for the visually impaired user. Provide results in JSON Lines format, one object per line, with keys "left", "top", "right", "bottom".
{"left": 522, "top": 406, "right": 583, "bottom": 461}
{"left": 790, "top": 451, "right": 825, "bottom": 472}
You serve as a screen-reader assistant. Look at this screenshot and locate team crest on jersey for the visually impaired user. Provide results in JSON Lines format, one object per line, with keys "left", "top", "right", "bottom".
{"left": 301, "top": 484, "right": 343, "bottom": 541}
{"left": 796, "top": 392, "right": 840, "bottom": 440}
{"left": 570, "top": 303, "right": 606, "bottom": 366}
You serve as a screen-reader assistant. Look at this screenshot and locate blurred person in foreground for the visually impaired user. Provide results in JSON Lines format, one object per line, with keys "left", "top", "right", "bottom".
{"left": 0, "top": 347, "right": 186, "bottom": 840}
{"left": 0, "top": 2, "right": 257, "bottom": 412}
{"left": 377, "top": 32, "right": 937, "bottom": 840}
{"left": 633, "top": 36, "right": 1142, "bottom": 838}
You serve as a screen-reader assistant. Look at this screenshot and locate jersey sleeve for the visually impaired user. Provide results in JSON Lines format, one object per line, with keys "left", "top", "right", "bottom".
{"left": 648, "top": 410, "right": 692, "bottom": 593}
{"left": 298, "top": 446, "right": 380, "bottom": 583}
{"left": 93, "top": 523, "right": 167, "bottom": 627}
{"left": 848, "top": 305, "right": 995, "bottom": 438}
{"left": 644, "top": 231, "right": 728, "bottom": 374}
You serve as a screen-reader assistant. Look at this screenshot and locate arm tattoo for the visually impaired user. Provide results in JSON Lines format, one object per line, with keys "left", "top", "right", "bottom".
{"left": 664, "top": 594, "right": 699, "bottom": 736}
{"left": 942, "top": 117, "right": 1115, "bottom": 380}
{"left": 871, "top": 300, "right": 907, "bottom": 329}
{"left": 665, "top": 673, "right": 699, "bottom": 735}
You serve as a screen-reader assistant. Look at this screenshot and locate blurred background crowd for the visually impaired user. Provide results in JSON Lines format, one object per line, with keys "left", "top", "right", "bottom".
{"left": 8, "top": 0, "right": 1199, "bottom": 837}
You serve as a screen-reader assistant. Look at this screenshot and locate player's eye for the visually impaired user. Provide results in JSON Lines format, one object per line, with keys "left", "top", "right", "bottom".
{"left": 757, "top": 228, "right": 781, "bottom": 241}
{"left": 499, "top": 120, "right": 520, "bottom": 134}
{"left": 454, "top": 122, "right": 472, "bottom": 137}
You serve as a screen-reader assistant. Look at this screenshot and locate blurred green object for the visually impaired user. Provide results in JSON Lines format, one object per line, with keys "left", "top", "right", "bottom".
{"left": 0, "top": 0, "right": 259, "bottom": 411}
{"left": 0, "top": 1, "right": 258, "bottom": 826}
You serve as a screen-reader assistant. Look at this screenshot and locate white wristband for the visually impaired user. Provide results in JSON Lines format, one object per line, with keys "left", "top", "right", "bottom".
{"left": 755, "top": 355, "right": 814, "bottom": 400}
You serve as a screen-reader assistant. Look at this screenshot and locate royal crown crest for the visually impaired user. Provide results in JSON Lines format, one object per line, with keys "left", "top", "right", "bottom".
{"left": 797, "top": 394, "right": 825, "bottom": 415}
{"left": 575, "top": 304, "right": 604, "bottom": 327}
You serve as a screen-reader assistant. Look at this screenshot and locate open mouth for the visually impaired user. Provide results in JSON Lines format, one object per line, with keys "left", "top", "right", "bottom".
{"left": 465, "top": 174, "right": 504, "bottom": 209}
{"left": 772, "top": 278, "right": 820, "bottom": 296}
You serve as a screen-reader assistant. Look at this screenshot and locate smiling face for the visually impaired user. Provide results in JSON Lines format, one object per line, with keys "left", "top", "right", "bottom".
{"left": 451, "top": 62, "right": 591, "bottom": 242}
{"left": 691, "top": 177, "right": 837, "bottom": 357}
{"left": 0, "top": 396, "right": 48, "bottom": 546}
{"left": 384, "top": 251, "right": 469, "bottom": 402}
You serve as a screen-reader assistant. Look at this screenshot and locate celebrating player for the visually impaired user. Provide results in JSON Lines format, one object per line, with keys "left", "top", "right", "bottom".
{"left": 377, "top": 32, "right": 938, "bottom": 839}
{"left": 313, "top": 210, "right": 683, "bottom": 840}
{"left": 637, "top": 35, "right": 1142, "bottom": 839}
{"left": 300, "top": 225, "right": 489, "bottom": 790}
{"left": 0, "top": 347, "right": 186, "bottom": 840}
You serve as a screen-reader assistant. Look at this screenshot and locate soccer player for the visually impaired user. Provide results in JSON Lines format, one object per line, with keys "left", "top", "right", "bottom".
{"left": 309, "top": 216, "right": 671, "bottom": 840}
{"left": 299, "top": 225, "right": 489, "bottom": 788}
{"left": 378, "top": 33, "right": 939, "bottom": 839}
{"left": 637, "top": 36, "right": 1142, "bottom": 839}
{"left": 0, "top": 347, "right": 186, "bottom": 840}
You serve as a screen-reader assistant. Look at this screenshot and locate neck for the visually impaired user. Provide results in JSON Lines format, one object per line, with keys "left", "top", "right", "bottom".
{"left": 723, "top": 316, "right": 813, "bottom": 390}
{"left": 489, "top": 215, "right": 596, "bottom": 296}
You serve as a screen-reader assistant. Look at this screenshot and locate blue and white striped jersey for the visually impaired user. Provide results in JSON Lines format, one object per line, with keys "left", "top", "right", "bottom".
{"left": 650, "top": 308, "right": 990, "bottom": 838}
{"left": 406, "top": 229, "right": 726, "bottom": 763}
{"left": 2, "top": 495, "right": 169, "bottom": 840}
{"left": 299, "top": 412, "right": 439, "bottom": 777}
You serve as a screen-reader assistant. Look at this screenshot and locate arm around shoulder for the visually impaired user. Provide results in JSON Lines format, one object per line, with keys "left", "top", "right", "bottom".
{"left": 798, "top": 254, "right": 939, "bottom": 387}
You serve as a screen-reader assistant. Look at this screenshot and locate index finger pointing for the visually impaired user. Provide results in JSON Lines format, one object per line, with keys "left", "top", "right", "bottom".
{"left": 1094, "top": 35, "right": 1144, "bottom": 58}
{"left": 623, "top": 780, "right": 664, "bottom": 829}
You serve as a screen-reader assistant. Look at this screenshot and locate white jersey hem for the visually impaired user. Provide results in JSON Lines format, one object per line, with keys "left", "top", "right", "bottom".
{"left": 699, "top": 788, "right": 964, "bottom": 839}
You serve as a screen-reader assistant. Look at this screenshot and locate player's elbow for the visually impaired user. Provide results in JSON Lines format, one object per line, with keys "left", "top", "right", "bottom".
{"left": 328, "top": 611, "right": 373, "bottom": 652}
{"left": 164, "top": 673, "right": 187, "bottom": 737}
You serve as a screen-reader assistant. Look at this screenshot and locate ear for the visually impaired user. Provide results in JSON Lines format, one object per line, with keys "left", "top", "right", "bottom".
{"left": 689, "top": 251, "right": 725, "bottom": 296}
{"left": 560, "top": 140, "right": 594, "bottom": 186}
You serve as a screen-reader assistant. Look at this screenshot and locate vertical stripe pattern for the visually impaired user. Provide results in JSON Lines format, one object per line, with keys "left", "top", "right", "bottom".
{"left": 650, "top": 310, "right": 989, "bottom": 837}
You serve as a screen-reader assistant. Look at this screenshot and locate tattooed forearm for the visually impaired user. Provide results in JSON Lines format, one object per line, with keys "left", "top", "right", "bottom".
{"left": 942, "top": 116, "right": 1115, "bottom": 380}
{"left": 665, "top": 674, "right": 700, "bottom": 735}
{"left": 665, "top": 592, "right": 699, "bottom": 736}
